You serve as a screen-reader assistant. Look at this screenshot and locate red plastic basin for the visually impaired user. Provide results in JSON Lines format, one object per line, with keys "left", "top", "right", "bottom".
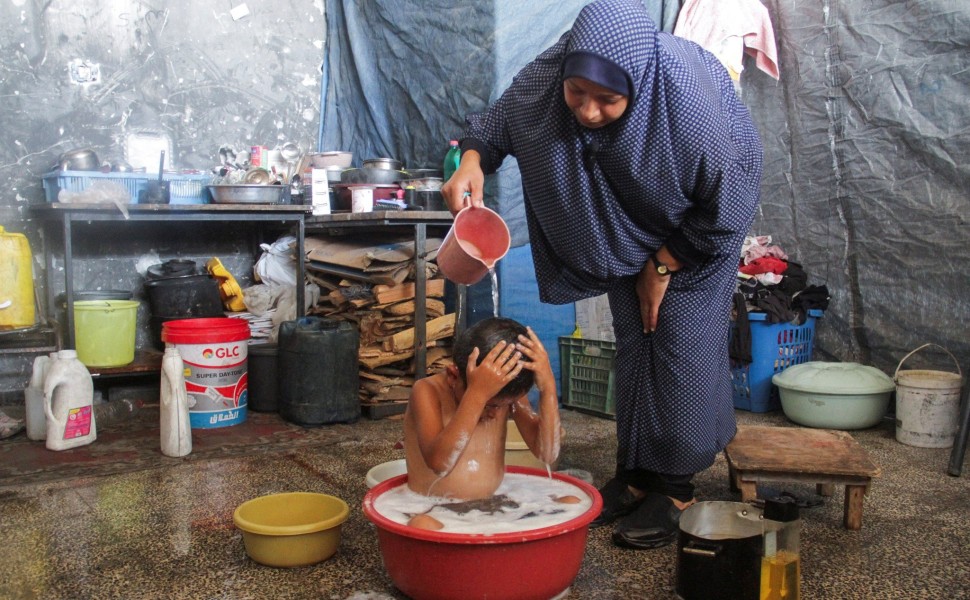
{"left": 362, "top": 466, "right": 602, "bottom": 600}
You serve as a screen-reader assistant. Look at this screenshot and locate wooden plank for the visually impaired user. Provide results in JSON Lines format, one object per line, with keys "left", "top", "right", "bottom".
{"left": 383, "top": 313, "right": 456, "bottom": 352}
{"left": 359, "top": 347, "right": 415, "bottom": 370}
{"left": 362, "top": 401, "right": 408, "bottom": 420}
{"left": 726, "top": 426, "right": 880, "bottom": 478}
{"left": 380, "top": 298, "right": 446, "bottom": 317}
{"left": 373, "top": 278, "right": 445, "bottom": 304}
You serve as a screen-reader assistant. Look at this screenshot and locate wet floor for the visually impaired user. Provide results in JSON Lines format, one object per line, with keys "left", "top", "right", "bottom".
{"left": 0, "top": 407, "right": 967, "bottom": 599}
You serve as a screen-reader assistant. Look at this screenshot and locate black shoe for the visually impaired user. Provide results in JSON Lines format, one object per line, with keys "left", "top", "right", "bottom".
{"left": 611, "top": 492, "right": 689, "bottom": 549}
{"left": 589, "top": 478, "right": 645, "bottom": 529}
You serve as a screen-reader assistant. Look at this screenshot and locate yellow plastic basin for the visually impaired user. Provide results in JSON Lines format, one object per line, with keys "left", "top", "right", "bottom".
{"left": 233, "top": 492, "right": 349, "bottom": 568}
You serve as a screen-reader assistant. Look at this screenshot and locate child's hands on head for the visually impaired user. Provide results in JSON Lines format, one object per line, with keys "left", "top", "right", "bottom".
{"left": 516, "top": 327, "right": 556, "bottom": 395}
{"left": 465, "top": 341, "right": 524, "bottom": 404}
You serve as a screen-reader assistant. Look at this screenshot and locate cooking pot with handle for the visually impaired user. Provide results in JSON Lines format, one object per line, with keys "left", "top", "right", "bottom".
{"left": 676, "top": 501, "right": 763, "bottom": 600}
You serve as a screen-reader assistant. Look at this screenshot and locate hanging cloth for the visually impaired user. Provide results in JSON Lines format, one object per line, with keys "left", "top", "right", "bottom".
{"left": 673, "top": 0, "right": 780, "bottom": 83}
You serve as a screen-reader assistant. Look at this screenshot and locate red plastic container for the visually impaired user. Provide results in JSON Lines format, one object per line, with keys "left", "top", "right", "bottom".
{"left": 362, "top": 466, "right": 602, "bottom": 600}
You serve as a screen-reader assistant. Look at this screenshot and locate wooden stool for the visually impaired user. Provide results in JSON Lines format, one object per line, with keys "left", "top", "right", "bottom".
{"left": 725, "top": 426, "right": 881, "bottom": 530}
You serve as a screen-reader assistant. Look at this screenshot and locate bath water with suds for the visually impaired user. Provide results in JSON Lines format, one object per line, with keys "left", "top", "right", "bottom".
{"left": 374, "top": 473, "right": 592, "bottom": 534}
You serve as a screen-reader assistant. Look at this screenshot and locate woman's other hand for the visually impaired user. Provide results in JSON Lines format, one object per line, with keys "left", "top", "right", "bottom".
{"left": 636, "top": 251, "right": 679, "bottom": 334}
{"left": 441, "top": 149, "right": 485, "bottom": 215}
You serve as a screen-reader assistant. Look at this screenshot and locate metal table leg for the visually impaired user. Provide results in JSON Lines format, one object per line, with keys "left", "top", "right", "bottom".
{"left": 947, "top": 370, "right": 970, "bottom": 476}
{"left": 63, "top": 215, "right": 75, "bottom": 349}
{"left": 414, "top": 224, "right": 427, "bottom": 378}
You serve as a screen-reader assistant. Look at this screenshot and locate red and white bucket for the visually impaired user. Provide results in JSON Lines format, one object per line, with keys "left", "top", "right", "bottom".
{"left": 161, "top": 318, "right": 250, "bottom": 429}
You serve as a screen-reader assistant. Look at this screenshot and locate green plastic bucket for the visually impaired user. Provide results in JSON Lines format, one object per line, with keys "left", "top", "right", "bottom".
{"left": 74, "top": 300, "right": 139, "bottom": 367}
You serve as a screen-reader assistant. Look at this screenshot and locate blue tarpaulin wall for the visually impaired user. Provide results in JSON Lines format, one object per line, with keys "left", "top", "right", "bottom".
{"left": 319, "top": 0, "right": 970, "bottom": 377}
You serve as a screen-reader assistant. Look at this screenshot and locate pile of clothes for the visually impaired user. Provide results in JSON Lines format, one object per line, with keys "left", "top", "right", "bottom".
{"left": 730, "top": 236, "right": 830, "bottom": 364}
{"left": 735, "top": 235, "right": 830, "bottom": 323}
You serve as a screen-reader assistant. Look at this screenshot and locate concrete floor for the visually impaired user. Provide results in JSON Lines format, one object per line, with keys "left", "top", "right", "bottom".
{"left": 0, "top": 406, "right": 967, "bottom": 600}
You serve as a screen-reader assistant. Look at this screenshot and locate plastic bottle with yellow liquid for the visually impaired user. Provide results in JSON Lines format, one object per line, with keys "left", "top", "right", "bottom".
{"left": 761, "top": 496, "right": 801, "bottom": 600}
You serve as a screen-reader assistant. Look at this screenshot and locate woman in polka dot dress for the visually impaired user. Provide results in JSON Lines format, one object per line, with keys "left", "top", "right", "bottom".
{"left": 442, "top": 0, "right": 762, "bottom": 549}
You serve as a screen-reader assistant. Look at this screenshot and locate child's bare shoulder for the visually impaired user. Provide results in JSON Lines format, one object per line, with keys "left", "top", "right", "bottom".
{"left": 412, "top": 372, "right": 450, "bottom": 399}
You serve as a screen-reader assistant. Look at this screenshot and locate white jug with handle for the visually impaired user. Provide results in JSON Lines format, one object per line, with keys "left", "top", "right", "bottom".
{"left": 25, "top": 352, "right": 57, "bottom": 441}
{"left": 160, "top": 347, "right": 192, "bottom": 457}
{"left": 43, "top": 350, "right": 97, "bottom": 451}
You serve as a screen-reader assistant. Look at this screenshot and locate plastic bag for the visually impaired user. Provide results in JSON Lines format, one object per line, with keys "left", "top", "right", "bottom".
{"left": 58, "top": 181, "right": 131, "bottom": 219}
{"left": 254, "top": 235, "right": 297, "bottom": 287}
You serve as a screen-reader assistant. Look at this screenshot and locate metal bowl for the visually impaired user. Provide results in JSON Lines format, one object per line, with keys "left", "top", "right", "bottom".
{"left": 363, "top": 157, "right": 403, "bottom": 171}
{"left": 309, "top": 151, "right": 353, "bottom": 169}
{"left": 404, "top": 168, "right": 443, "bottom": 179}
{"left": 341, "top": 168, "right": 407, "bottom": 185}
{"left": 401, "top": 177, "right": 443, "bottom": 191}
{"left": 208, "top": 184, "right": 285, "bottom": 204}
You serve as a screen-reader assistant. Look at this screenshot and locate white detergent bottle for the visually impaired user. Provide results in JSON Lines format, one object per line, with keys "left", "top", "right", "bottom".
{"left": 43, "top": 350, "right": 97, "bottom": 451}
{"left": 160, "top": 347, "right": 192, "bottom": 457}
{"left": 25, "top": 352, "right": 57, "bottom": 441}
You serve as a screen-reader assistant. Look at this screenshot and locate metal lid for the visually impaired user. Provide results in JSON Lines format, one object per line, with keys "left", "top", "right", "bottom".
{"left": 772, "top": 361, "right": 895, "bottom": 395}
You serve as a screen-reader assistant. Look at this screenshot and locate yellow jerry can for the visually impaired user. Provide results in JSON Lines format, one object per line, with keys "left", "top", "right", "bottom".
{"left": 0, "top": 226, "right": 36, "bottom": 330}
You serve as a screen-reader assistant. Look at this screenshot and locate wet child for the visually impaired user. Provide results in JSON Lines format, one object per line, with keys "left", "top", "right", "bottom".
{"left": 403, "top": 317, "right": 561, "bottom": 502}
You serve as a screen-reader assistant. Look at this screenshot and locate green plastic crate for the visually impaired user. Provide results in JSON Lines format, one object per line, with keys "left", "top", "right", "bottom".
{"left": 559, "top": 337, "right": 616, "bottom": 419}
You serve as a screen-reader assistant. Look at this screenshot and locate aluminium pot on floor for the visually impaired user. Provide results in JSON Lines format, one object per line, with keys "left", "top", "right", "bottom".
{"left": 676, "top": 501, "right": 763, "bottom": 600}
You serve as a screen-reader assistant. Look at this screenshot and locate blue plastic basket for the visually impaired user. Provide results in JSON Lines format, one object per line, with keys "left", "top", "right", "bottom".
{"left": 730, "top": 309, "right": 823, "bottom": 412}
{"left": 43, "top": 171, "right": 212, "bottom": 204}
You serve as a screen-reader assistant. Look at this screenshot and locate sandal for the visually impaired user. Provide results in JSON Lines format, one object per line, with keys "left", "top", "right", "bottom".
{"left": 589, "top": 478, "right": 646, "bottom": 529}
{"left": 611, "top": 492, "right": 693, "bottom": 550}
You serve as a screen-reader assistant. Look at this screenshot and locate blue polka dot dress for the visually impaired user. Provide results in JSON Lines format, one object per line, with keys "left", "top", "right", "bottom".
{"left": 461, "top": 0, "right": 763, "bottom": 476}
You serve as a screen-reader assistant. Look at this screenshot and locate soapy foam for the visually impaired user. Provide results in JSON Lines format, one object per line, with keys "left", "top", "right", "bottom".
{"left": 374, "top": 473, "right": 592, "bottom": 534}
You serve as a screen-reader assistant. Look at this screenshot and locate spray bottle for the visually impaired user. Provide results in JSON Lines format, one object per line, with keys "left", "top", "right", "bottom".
{"left": 160, "top": 347, "right": 192, "bottom": 457}
{"left": 43, "top": 350, "right": 96, "bottom": 451}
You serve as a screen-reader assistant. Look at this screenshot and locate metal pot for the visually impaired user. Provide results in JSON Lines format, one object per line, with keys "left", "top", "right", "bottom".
{"left": 362, "top": 157, "right": 402, "bottom": 171}
{"left": 341, "top": 167, "right": 406, "bottom": 185}
{"left": 676, "top": 501, "right": 763, "bottom": 600}
{"left": 58, "top": 148, "right": 100, "bottom": 171}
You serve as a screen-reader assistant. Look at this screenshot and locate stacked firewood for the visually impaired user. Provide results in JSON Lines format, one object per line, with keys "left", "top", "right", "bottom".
{"left": 304, "top": 235, "right": 455, "bottom": 414}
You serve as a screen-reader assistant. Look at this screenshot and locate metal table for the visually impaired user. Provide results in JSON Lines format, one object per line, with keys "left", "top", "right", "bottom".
{"left": 31, "top": 203, "right": 309, "bottom": 348}
{"left": 304, "top": 210, "right": 462, "bottom": 379}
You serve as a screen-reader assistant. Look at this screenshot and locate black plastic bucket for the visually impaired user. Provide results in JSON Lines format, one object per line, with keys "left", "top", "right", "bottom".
{"left": 278, "top": 317, "right": 360, "bottom": 426}
{"left": 144, "top": 275, "right": 224, "bottom": 349}
{"left": 144, "top": 275, "right": 223, "bottom": 317}
{"left": 248, "top": 343, "right": 279, "bottom": 413}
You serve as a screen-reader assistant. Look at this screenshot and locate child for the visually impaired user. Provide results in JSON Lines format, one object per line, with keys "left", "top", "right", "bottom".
{"left": 403, "top": 317, "right": 561, "bottom": 501}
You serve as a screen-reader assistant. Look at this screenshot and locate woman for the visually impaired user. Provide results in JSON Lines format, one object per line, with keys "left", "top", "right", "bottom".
{"left": 442, "top": 0, "right": 763, "bottom": 549}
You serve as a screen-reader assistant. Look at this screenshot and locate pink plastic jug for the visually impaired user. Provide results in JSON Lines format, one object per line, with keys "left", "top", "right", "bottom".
{"left": 437, "top": 206, "right": 511, "bottom": 285}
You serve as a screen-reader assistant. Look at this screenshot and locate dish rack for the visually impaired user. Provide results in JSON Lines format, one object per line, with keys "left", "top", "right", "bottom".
{"left": 43, "top": 171, "right": 212, "bottom": 204}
